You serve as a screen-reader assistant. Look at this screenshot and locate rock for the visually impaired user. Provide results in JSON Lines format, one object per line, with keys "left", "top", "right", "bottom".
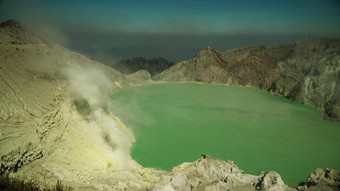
{"left": 125, "top": 70, "right": 153, "bottom": 85}
{"left": 297, "top": 168, "right": 340, "bottom": 191}
{"left": 151, "top": 154, "right": 259, "bottom": 191}
{"left": 255, "top": 171, "right": 293, "bottom": 191}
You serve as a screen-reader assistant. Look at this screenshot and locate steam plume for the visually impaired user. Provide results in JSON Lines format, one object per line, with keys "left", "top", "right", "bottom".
{"left": 63, "top": 63, "right": 135, "bottom": 169}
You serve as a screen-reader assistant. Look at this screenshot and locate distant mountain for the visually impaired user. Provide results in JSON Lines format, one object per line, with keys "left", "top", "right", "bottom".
{"left": 154, "top": 39, "right": 340, "bottom": 121}
{"left": 112, "top": 57, "right": 175, "bottom": 76}
{"left": 68, "top": 45, "right": 201, "bottom": 63}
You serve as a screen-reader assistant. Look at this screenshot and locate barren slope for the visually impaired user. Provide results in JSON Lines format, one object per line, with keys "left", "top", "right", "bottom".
{"left": 0, "top": 20, "right": 157, "bottom": 189}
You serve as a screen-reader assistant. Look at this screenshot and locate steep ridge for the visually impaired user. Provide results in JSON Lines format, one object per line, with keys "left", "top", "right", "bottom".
{"left": 154, "top": 40, "right": 340, "bottom": 121}
{"left": 1, "top": 20, "right": 339, "bottom": 190}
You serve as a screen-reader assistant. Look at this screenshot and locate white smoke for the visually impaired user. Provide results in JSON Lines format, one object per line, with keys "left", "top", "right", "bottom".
{"left": 63, "top": 63, "right": 135, "bottom": 169}
{"left": 64, "top": 64, "right": 112, "bottom": 107}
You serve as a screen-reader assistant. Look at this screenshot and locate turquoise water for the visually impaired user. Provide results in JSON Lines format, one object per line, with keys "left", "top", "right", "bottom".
{"left": 110, "top": 83, "right": 340, "bottom": 186}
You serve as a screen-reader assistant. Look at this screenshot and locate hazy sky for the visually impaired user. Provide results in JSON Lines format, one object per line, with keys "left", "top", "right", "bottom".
{"left": 0, "top": 0, "right": 339, "bottom": 62}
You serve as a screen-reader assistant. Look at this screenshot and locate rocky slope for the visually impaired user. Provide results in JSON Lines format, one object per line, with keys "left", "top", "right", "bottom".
{"left": 154, "top": 40, "right": 340, "bottom": 121}
{"left": 0, "top": 19, "right": 147, "bottom": 188}
{"left": 0, "top": 19, "right": 339, "bottom": 190}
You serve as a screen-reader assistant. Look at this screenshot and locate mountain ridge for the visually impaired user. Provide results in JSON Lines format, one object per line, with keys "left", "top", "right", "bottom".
{"left": 112, "top": 57, "right": 175, "bottom": 76}
{"left": 0, "top": 19, "right": 47, "bottom": 45}
{"left": 154, "top": 38, "right": 340, "bottom": 121}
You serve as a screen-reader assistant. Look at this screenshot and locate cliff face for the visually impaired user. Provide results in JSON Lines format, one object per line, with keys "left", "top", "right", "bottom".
{"left": 154, "top": 39, "right": 340, "bottom": 121}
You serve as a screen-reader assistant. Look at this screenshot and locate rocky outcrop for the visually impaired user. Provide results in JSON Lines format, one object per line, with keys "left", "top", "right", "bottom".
{"left": 151, "top": 154, "right": 293, "bottom": 191}
{"left": 154, "top": 39, "right": 340, "bottom": 121}
{"left": 269, "top": 39, "right": 340, "bottom": 121}
{"left": 125, "top": 70, "right": 153, "bottom": 85}
{"left": 297, "top": 168, "right": 340, "bottom": 191}
{"left": 150, "top": 156, "right": 339, "bottom": 191}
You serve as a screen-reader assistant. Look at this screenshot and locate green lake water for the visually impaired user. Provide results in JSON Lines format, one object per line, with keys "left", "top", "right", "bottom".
{"left": 109, "top": 83, "right": 340, "bottom": 186}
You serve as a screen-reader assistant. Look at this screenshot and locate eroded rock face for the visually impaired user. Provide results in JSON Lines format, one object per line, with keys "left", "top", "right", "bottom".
{"left": 255, "top": 171, "right": 292, "bottom": 191}
{"left": 150, "top": 154, "right": 294, "bottom": 191}
{"left": 297, "top": 168, "right": 340, "bottom": 191}
{"left": 154, "top": 39, "right": 340, "bottom": 121}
